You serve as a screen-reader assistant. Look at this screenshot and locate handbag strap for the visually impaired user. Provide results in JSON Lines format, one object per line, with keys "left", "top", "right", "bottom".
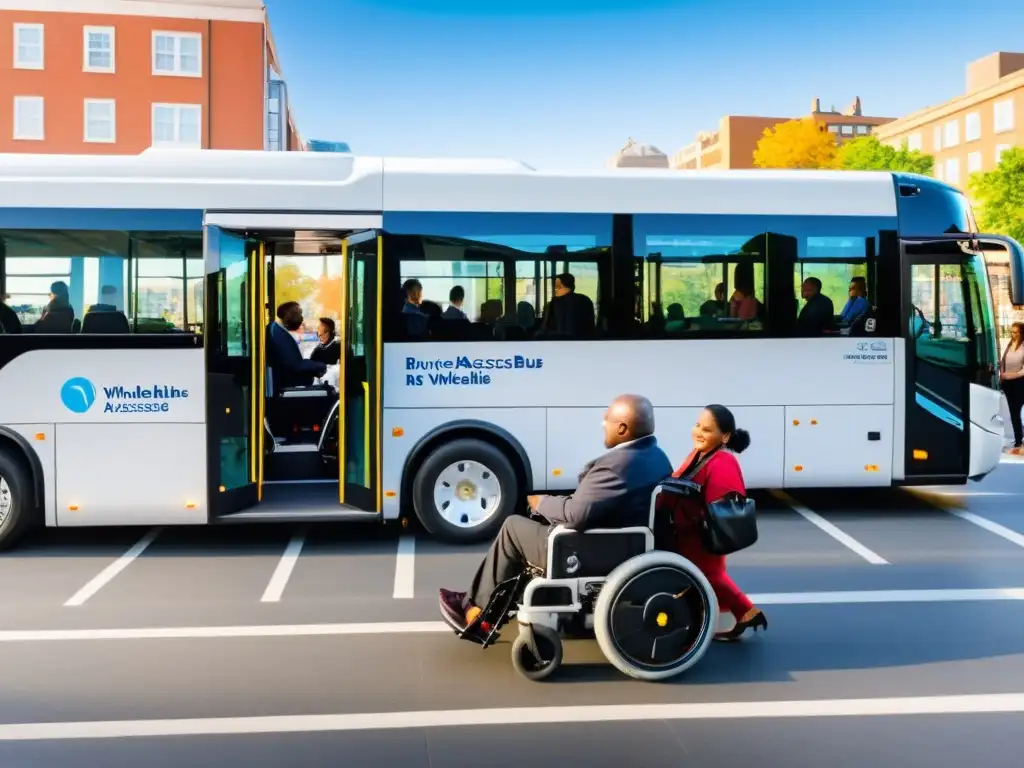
{"left": 680, "top": 446, "right": 721, "bottom": 486}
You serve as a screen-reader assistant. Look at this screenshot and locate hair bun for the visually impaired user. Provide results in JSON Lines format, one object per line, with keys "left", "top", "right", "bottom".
{"left": 730, "top": 428, "right": 751, "bottom": 454}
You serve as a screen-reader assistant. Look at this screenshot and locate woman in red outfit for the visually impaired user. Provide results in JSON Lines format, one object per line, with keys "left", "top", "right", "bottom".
{"left": 667, "top": 404, "right": 766, "bottom": 641}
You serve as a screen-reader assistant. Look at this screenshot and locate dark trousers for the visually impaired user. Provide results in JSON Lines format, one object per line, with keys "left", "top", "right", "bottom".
{"left": 468, "top": 515, "right": 550, "bottom": 608}
{"left": 1006, "top": 379, "right": 1024, "bottom": 447}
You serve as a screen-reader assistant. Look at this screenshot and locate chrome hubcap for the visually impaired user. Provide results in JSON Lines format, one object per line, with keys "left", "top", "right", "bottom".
{"left": 0, "top": 477, "right": 11, "bottom": 527}
{"left": 433, "top": 460, "right": 503, "bottom": 528}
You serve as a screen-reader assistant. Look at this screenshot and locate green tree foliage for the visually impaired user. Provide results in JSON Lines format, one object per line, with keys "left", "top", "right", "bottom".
{"left": 835, "top": 136, "right": 934, "bottom": 174}
{"left": 968, "top": 146, "right": 1024, "bottom": 242}
{"left": 753, "top": 118, "right": 839, "bottom": 169}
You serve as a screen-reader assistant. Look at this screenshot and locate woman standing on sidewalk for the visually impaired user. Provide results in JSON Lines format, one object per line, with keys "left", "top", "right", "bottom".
{"left": 1000, "top": 322, "right": 1024, "bottom": 455}
{"left": 661, "top": 404, "right": 767, "bottom": 641}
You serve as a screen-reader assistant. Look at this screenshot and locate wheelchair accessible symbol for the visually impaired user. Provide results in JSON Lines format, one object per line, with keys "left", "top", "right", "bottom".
{"left": 60, "top": 377, "right": 97, "bottom": 413}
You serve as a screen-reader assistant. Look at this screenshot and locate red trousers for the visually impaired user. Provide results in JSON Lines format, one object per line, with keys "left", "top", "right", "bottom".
{"left": 677, "top": 539, "right": 753, "bottom": 619}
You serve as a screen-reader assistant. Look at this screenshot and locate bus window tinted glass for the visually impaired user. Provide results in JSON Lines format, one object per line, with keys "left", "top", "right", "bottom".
{"left": 0, "top": 229, "right": 202, "bottom": 335}
{"left": 383, "top": 213, "right": 612, "bottom": 342}
{"left": 793, "top": 236, "right": 874, "bottom": 335}
{"left": 634, "top": 226, "right": 766, "bottom": 335}
{"left": 910, "top": 263, "right": 969, "bottom": 367}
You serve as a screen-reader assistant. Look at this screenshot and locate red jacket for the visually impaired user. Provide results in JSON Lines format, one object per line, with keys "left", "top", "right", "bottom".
{"left": 661, "top": 449, "right": 747, "bottom": 544}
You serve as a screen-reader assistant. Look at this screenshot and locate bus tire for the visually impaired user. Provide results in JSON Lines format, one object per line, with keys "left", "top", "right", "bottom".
{"left": 412, "top": 438, "right": 518, "bottom": 544}
{"left": 0, "top": 448, "right": 34, "bottom": 551}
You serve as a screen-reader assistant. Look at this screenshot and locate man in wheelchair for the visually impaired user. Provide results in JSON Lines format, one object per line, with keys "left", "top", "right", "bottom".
{"left": 438, "top": 394, "right": 673, "bottom": 640}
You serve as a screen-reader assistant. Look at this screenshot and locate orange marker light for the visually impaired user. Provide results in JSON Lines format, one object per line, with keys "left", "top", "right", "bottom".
{"left": 810, "top": 419, "right": 818, "bottom": 425}
{"left": 68, "top": 504, "right": 79, "bottom": 511}
{"left": 219, "top": 485, "right": 226, "bottom": 493}
{"left": 913, "top": 449, "right": 928, "bottom": 460}
{"left": 385, "top": 490, "right": 397, "bottom": 498}
{"left": 34, "top": 433, "right": 45, "bottom": 441}
{"left": 793, "top": 465, "right": 804, "bottom": 472}
{"left": 792, "top": 419, "right": 800, "bottom": 426}
{"left": 552, "top": 469, "right": 562, "bottom": 476}
{"left": 185, "top": 501, "right": 197, "bottom": 509}
{"left": 391, "top": 427, "right": 404, "bottom": 438}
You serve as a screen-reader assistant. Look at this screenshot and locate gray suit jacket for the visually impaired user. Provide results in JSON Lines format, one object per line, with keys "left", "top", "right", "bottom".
{"left": 537, "top": 434, "right": 672, "bottom": 531}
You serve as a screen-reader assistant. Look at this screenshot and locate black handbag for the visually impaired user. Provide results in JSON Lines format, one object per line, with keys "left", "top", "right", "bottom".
{"left": 682, "top": 447, "right": 758, "bottom": 556}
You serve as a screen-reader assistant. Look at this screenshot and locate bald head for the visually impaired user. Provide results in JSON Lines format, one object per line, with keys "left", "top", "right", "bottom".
{"left": 603, "top": 394, "right": 656, "bottom": 448}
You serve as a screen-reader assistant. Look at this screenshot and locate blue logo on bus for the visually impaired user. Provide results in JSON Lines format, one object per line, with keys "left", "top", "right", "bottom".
{"left": 60, "top": 377, "right": 97, "bottom": 413}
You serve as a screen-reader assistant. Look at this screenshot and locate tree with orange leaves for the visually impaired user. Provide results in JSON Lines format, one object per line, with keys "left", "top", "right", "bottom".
{"left": 753, "top": 118, "right": 839, "bottom": 170}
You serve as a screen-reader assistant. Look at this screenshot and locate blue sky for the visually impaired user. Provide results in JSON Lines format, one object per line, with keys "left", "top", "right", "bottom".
{"left": 268, "top": 0, "right": 1024, "bottom": 169}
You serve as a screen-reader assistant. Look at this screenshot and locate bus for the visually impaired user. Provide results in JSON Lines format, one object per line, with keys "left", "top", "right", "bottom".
{"left": 0, "top": 149, "right": 1022, "bottom": 550}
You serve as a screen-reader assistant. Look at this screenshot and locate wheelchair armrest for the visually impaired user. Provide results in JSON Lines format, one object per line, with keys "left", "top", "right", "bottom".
{"left": 656, "top": 478, "right": 701, "bottom": 498}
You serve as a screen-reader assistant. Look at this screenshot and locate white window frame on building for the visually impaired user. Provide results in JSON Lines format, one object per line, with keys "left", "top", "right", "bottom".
{"left": 839, "top": 125, "right": 854, "bottom": 136}
{"left": 151, "top": 103, "right": 202, "bottom": 148}
{"left": 13, "top": 96, "right": 44, "bottom": 141}
{"left": 84, "top": 99, "right": 116, "bottom": 143}
{"left": 996, "top": 144, "right": 1012, "bottom": 164}
{"left": 13, "top": 23, "right": 44, "bottom": 69}
{"left": 907, "top": 132, "right": 922, "bottom": 151}
{"left": 83, "top": 26, "right": 115, "bottom": 73}
{"left": 967, "top": 151, "right": 982, "bottom": 174}
{"left": 945, "top": 157, "right": 960, "bottom": 185}
{"left": 935, "top": 162, "right": 944, "bottom": 180}
{"left": 964, "top": 111, "right": 980, "bottom": 142}
{"left": 152, "top": 31, "right": 202, "bottom": 77}
{"left": 933, "top": 125, "right": 942, "bottom": 151}
{"left": 855, "top": 124, "right": 869, "bottom": 135}
{"left": 943, "top": 119, "right": 959, "bottom": 147}
{"left": 993, "top": 99, "right": 1014, "bottom": 134}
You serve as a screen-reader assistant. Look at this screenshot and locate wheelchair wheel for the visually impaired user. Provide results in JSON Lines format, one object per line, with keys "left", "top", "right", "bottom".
{"left": 511, "top": 624, "right": 563, "bottom": 681}
{"left": 594, "top": 551, "right": 718, "bottom": 682}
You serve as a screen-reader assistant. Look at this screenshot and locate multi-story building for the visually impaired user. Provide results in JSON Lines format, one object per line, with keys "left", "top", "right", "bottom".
{"left": 875, "top": 51, "right": 1024, "bottom": 347}
{"left": 672, "top": 98, "right": 895, "bottom": 170}
{"left": 0, "top": 0, "right": 301, "bottom": 154}
{"left": 874, "top": 52, "right": 1021, "bottom": 190}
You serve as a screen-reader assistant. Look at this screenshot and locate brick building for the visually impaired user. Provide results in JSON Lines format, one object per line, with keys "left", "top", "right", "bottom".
{"left": 0, "top": 0, "right": 301, "bottom": 154}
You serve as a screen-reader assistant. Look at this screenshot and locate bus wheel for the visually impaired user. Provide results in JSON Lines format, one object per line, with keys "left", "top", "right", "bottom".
{"left": 412, "top": 438, "right": 518, "bottom": 544}
{"left": 0, "top": 449, "right": 33, "bottom": 551}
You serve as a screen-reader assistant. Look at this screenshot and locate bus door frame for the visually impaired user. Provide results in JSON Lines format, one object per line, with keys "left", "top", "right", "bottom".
{"left": 900, "top": 238, "right": 975, "bottom": 484}
{"left": 202, "top": 212, "right": 382, "bottom": 520}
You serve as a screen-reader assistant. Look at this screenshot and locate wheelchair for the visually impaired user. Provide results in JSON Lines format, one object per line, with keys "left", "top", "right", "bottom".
{"left": 454, "top": 478, "right": 721, "bottom": 682}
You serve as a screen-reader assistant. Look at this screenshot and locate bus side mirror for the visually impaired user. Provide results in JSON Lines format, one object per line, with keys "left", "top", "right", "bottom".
{"left": 977, "top": 234, "right": 1024, "bottom": 306}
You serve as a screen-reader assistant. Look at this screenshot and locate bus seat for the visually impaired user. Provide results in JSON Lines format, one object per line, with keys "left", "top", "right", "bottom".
{"left": 81, "top": 311, "right": 130, "bottom": 334}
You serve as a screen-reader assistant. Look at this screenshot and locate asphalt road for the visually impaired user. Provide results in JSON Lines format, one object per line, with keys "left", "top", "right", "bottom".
{"left": 1, "top": 457, "right": 1023, "bottom": 766}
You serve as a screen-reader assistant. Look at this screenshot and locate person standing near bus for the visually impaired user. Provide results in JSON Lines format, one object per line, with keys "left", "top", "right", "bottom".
{"left": 1000, "top": 322, "right": 1024, "bottom": 454}
{"left": 659, "top": 404, "right": 767, "bottom": 641}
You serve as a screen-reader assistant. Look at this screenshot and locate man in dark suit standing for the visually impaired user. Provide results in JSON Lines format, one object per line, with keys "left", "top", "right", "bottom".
{"left": 267, "top": 302, "right": 327, "bottom": 389}
{"left": 439, "top": 394, "right": 672, "bottom": 635}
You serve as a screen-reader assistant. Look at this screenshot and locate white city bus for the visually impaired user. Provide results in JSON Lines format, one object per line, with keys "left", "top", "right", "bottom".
{"left": 0, "top": 149, "right": 1021, "bottom": 549}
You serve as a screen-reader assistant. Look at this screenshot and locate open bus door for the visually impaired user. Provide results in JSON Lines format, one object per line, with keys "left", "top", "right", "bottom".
{"left": 203, "top": 216, "right": 382, "bottom": 521}
{"left": 203, "top": 227, "right": 267, "bottom": 517}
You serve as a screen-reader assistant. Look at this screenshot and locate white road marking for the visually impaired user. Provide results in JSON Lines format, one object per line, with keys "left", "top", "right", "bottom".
{"left": 924, "top": 491, "right": 1017, "bottom": 497}
{"left": 770, "top": 490, "right": 888, "bottom": 565}
{"left": 949, "top": 510, "right": 1024, "bottom": 549}
{"left": 63, "top": 528, "right": 162, "bottom": 607}
{"left": 14, "top": 587, "right": 1024, "bottom": 643}
{"left": 261, "top": 529, "right": 307, "bottom": 603}
{"left": 3, "top": 693, "right": 1024, "bottom": 740}
{"left": 392, "top": 534, "right": 415, "bottom": 599}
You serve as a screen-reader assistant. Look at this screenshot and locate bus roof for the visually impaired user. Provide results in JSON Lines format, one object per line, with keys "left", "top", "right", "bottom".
{"left": 0, "top": 148, "right": 917, "bottom": 218}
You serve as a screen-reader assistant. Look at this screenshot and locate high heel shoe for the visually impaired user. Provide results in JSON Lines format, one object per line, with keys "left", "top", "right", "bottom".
{"left": 714, "top": 608, "right": 767, "bottom": 642}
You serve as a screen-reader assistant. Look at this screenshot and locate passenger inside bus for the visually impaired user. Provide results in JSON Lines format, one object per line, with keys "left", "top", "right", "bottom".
{"left": 267, "top": 301, "right": 328, "bottom": 389}
{"left": 797, "top": 277, "right": 836, "bottom": 334}
{"left": 535, "top": 272, "right": 594, "bottom": 337}
{"left": 35, "top": 280, "right": 75, "bottom": 333}
{"left": 310, "top": 317, "right": 341, "bottom": 366}
{"left": 443, "top": 286, "right": 467, "bottom": 319}
{"left": 840, "top": 276, "right": 871, "bottom": 326}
